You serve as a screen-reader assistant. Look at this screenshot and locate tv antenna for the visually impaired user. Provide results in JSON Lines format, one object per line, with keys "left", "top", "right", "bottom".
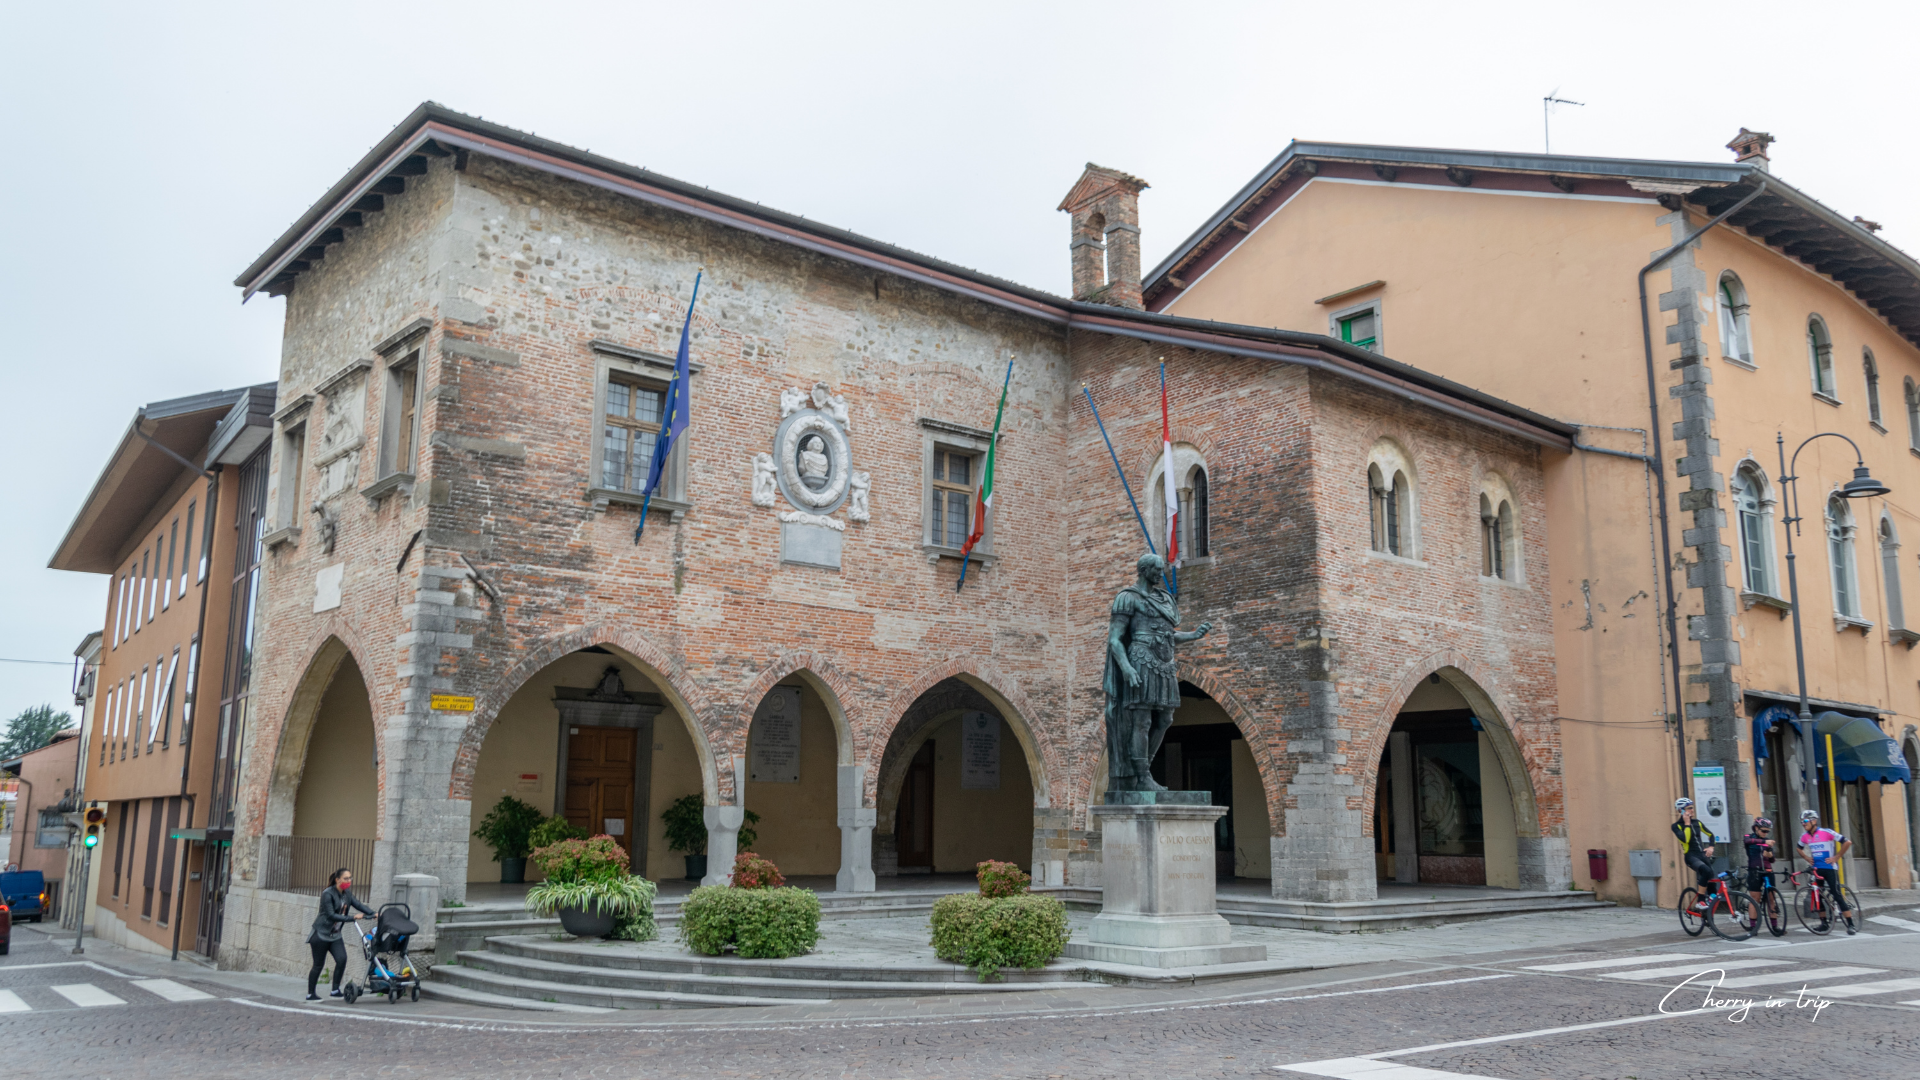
{"left": 1544, "top": 90, "right": 1584, "bottom": 153}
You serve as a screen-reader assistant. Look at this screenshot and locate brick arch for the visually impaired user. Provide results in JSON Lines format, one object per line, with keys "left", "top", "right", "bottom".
{"left": 871, "top": 677, "right": 999, "bottom": 831}
{"left": 732, "top": 650, "right": 863, "bottom": 769}
{"left": 1356, "top": 648, "right": 1553, "bottom": 842}
{"left": 448, "top": 622, "right": 721, "bottom": 804}
{"left": 1176, "top": 663, "right": 1285, "bottom": 833}
{"left": 260, "top": 624, "right": 381, "bottom": 844}
{"left": 876, "top": 655, "right": 1056, "bottom": 809}
{"left": 1130, "top": 425, "right": 1221, "bottom": 478}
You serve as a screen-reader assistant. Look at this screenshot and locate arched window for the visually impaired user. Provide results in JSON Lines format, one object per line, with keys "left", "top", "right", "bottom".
{"left": 1880, "top": 516, "right": 1907, "bottom": 632}
{"left": 1908, "top": 377, "right": 1920, "bottom": 450}
{"left": 1479, "top": 493, "right": 1515, "bottom": 580}
{"left": 1865, "top": 350, "right": 1882, "bottom": 426}
{"left": 1808, "top": 317, "right": 1836, "bottom": 398}
{"left": 1718, "top": 273, "right": 1753, "bottom": 365}
{"left": 1150, "top": 444, "right": 1211, "bottom": 562}
{"left": 1828, "top": 496, "right": 1861, "bottom": 620}
{"left": 1732, "top": 466, "right": 1778, "bottom": 597}
{"left": 1369, "top": 464, "right": 1411, "bottom": 556}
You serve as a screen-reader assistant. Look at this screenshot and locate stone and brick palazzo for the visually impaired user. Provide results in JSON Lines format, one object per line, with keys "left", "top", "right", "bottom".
{"left": 216, "top": 105, "right": 1573, "bottom": 967}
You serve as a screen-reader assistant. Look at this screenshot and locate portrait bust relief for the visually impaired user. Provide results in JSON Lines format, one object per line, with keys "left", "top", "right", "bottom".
{"left": 772, "top": 400, "right": 853, "bottom": 512}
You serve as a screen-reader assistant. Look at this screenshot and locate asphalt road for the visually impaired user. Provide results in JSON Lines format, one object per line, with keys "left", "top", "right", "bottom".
{"left": 5, "top": 916, "right": 1919, "bottom": 1079}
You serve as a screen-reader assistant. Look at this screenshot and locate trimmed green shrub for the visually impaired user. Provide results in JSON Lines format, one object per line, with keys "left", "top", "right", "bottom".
{"left": 930, "top": 893, "right": 1069, "bottom": 980}
{"left": 678, "top": 885, "right": 820, "bottom": 958}
{"left": 730, "top": 852, "right": 785, "bottom": 889}
{"left": 975, "top": 859, "right": 1031, "bottom": 898}
{"left": 529, "top": 815, "right": 588, "bottom": 851}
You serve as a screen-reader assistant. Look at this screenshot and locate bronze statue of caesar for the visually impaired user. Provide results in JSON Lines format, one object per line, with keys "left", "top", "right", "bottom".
{"left": 1103, "top": 553, "right": 1211, "bottom": 793}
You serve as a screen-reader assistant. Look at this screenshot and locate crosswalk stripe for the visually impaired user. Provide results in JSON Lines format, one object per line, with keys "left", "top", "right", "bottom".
{"left": 50, "top": 983, "right": 126, "bottom": 1008}
{"left": 1869, "top": 915, "right": 1920, "bottom": 932}
{"left": 0, "top": 990, "right": 30, "bottom": 1013}
{"left": 1278, "top": 1058, "right": 1511, "bottom": 1079}
{"left": 1714, "top": 966, "right": 1885, "bottom": 988}
{"left": 1603, "top": 959, "right": 1790, "bottom": 981}
{"left": 1521, "top": 953, "right": 1701, "bottom": 972}
{"left": 1804, "top": 977, "right": 1920, "bottom": 999}
{"left": 130, "top": 979, "right": 214, "bottom": 1003}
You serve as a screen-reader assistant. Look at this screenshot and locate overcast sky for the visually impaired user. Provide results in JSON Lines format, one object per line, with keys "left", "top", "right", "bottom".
{"left": 2, "top": 0, "right": 1913, "bottom": 722}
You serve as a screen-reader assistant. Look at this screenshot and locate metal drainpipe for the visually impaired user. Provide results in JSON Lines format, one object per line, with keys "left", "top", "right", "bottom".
{"left": 170, "top": 466, "right": 221, "bottom": 963}
{"left": 1637, "top": 181, "right": 1768, "bottom": 801}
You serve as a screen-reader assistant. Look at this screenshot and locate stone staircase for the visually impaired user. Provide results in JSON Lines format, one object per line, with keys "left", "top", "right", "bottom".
{"left": 1038, "top": 885, "right": 1612, "bottom": 932}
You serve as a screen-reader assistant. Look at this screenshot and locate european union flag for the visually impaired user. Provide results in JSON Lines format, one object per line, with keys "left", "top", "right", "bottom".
{"left": 636, "top": 271, "right": 700, "bottom": 543}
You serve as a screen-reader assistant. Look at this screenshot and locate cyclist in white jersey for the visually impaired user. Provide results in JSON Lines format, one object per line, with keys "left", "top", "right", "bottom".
{"left": 1795, "top": 810, "right": 1855, "bottom": 935}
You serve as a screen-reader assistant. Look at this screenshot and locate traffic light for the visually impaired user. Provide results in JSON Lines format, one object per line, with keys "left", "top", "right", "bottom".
{"left": 83, "top": 806, "right": 107, "bottom": 849}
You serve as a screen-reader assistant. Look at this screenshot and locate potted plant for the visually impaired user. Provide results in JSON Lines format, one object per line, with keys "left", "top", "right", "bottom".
{"left": 662, "top": 794, "right": 761, "bottom": 882}
{"left": 473, "top": 795, "right": 544, "bottom": 884}
{"left": 530, "top": 815, "right": 587, "bottom": 851}
{"left": 525, "top": 835, "right": 658, "bottom": 940}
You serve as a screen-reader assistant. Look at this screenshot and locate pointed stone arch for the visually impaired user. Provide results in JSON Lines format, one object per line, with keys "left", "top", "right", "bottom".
{"left": 264, "top": 632, "right": 379, "bottom": 840}
{"left": 733, "top": 650, "right": 862, "bottom": 770}
{"left": 1176, "top": 663, "right": 1283, "bottom": 833}
{"left": 449, "top": 623, "right": 721, "bottom": 804}
{"left": 875, "top": 656, "right": 1054, "bottom": 810}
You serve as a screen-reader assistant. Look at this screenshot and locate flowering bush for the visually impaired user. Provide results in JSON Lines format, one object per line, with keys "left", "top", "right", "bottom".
{"left": 976, "top": 859, "right": 1031, "bottom": 898}
{"left": 530, "top": 835, "right": 630, "bottom": 884}
{"left": 526, "top": 835, "right": 657, "bottom": 941}
{"left": 731, "top": 852, "right": 786, "bottom": 889}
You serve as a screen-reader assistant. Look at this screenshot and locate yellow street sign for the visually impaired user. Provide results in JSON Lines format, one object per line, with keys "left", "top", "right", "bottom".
{"left": 431, "top": 693, "right": 476, "bottom": 712}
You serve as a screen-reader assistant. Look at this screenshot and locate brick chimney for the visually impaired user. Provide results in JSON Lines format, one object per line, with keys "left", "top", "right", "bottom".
{"left": 1058, "top": 164, "right": 1150, "bottom": 309}
{"left": 1726, "top": 128, "right": 1775, "bottom": 171}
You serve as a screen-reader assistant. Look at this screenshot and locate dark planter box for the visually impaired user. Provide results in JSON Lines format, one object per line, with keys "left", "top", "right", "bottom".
{"left": 499, "top": 857, "right": 527, "bottom": 884}
{"left": 557, "top": 904, "right": 617, "bottom": 938}
{"left": 684, "top": 855, "right": 707, "bottom": 882}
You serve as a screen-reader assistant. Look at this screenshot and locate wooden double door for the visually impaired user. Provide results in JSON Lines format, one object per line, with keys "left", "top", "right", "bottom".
{"left": 566, "top": 725, "right": 637, "bottom": 852}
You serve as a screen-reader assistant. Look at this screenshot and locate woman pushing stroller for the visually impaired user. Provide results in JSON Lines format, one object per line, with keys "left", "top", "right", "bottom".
{"left": 306, "top": 868, "right": 375, "bottom": 1001}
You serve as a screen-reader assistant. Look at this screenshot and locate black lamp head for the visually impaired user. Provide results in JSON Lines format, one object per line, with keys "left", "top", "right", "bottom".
{"left": 1842, "top": 465, "right": 1890, "bottom": 499}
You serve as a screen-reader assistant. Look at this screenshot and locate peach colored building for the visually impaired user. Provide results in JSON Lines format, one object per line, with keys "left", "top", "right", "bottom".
{"left": 1144, "top": 131, "right": 1920, "bottom": 901}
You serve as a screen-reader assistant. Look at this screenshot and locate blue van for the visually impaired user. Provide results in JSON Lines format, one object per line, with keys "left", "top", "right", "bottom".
{"left": 0, "top": 870, "right": 47, "bottom": 922}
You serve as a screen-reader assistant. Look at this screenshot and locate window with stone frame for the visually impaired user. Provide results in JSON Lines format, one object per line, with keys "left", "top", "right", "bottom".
{"left": 1368, "top": 463, "right": 1410, "bottom": 557}
{"left": 1717, "top": 273, "right": 1753, "bottom": 365}
{"left": 1480, "top": 493, "right": 1515, "bottom": 580}
{"left": 1331, "top": 299, "right": 1383, "bottom": 353}
{"left": 378, "top": 343, "right": 423, "bottom": 480}
{"left": 930, "top": 446, "right": 976, "bottom": 549}
{"left": 601, "top": 372, "right": 668, "bottom": 495}
{"left": 1865, "top": 349, "right": 1883, "bottom": 428}
{"left": 1150, "top": 446, "right": 1212, "bottom": 562}
{"left": 273, "top": 420, "right": 307, "bottom": 537}
{"left": 1808, "top": 317, "right": 1836, "bottom": 399}
{"left": 1732, "top": 466, "right": 1778, "bottom": 597}
{"left": 918, "top": 418, "right": 995, "bottom": 558}
{"left": 1908, "top": 377, "right": 1920, "bottom": 451}
{"left": 1880, "top": 516, "right": 1907, "bottom": 632}
{"left": 1828, "top": 496, "right": 1863, "bottom": 621}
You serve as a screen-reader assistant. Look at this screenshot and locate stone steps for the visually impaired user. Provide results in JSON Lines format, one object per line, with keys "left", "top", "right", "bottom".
{"left": 427, "top": 962, "right": 803, "bottom": 1010}
{"left": 487, "top": 934, "right": 1080, "bottom": 986}
{"left": 1041, "top": 886, "right": 1612, "bottom": 932}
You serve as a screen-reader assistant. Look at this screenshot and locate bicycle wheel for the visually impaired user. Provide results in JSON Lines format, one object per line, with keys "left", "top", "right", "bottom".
{"left": 1795, "top": 886, "right": 1832, "bottom": 936}
{"left": 1678, "top": 888, "right": 1705, "bottom": 936}
{"left": 1761, "top": 888, "right": 1787, "bottom": 937}
{"left": 1709, "top": 890, "right": 1761, "bottom": 941}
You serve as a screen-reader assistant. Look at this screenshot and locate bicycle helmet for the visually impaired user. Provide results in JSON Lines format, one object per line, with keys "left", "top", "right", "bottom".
{"left": 1801, "top": 809, "right": 1820, "bottom": 824}
{"left": 1674, "top": 797, "right": 1694, "bottom": 812}
{"left": 1752, "top": 816, "right": 1773, "bottom": 830}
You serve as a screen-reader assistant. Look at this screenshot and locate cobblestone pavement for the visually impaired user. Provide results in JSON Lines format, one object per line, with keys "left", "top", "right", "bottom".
{"left": 7, "top": 913, "right": 1920, "bottom": 1079}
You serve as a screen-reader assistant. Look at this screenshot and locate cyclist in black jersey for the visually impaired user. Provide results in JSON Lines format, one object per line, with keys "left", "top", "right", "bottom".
{"left": 1672, "top": 797, "right": 1715, "bottom": 911}
{"left": 1743, "top": 816, "right": 1776, "bottom": 896}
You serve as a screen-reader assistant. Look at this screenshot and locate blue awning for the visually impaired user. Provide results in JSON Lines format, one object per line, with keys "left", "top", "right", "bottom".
{"left": 1752, "top": 706, "right": 1910, "bottom": 784}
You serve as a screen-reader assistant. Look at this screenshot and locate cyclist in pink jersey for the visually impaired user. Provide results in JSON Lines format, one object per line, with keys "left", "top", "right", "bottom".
{"left": 1796, "top": 809, "right": 1855, "bottom": 935}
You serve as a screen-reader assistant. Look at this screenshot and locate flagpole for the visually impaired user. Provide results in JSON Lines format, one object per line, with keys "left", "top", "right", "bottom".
{"left": 957, "top": 356, "right": 1016, "bottom": 594}
{"left": 1082, "top": 384, "right": 1155, "bottom": 555}
{"left": 1159, "top": 359, "right": 1176, "bottom": 597}
{"left": 636, "top": 271, "right": 702, "bottom": 544}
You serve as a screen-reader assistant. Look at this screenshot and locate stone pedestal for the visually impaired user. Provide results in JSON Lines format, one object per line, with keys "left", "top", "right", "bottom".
{"left": 702, "top": 806, "right": 743, "bottom": 886}
{"left": 1064, "top": 798, "right": 1268, "bottom": 968}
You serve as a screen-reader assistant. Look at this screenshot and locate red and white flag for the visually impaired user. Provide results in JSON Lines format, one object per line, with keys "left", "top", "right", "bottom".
{"left": 1160, "top": 360, "right": 1179, "bottom": 569}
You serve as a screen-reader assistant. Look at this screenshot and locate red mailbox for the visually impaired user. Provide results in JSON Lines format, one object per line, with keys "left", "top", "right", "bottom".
{"left": 1587, "top": 848, "right": 1609, "bottom": 881}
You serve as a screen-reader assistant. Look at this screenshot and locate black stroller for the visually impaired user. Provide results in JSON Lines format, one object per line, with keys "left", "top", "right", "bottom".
{"left": 343, "top": 903, "right": 421, "bottom": 1004}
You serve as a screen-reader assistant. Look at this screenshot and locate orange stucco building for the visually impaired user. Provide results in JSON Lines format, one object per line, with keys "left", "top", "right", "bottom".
{"left": 1144, "top": 132, "right": 1920, "bottom": 902}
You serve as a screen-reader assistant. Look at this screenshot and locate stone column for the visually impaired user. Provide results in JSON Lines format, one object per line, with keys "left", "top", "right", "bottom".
{"left": 702, "top": 806, "right": 743, "bottom": 886}
{"left": 1065, "top": 799, "right": 1265, "bottom": 968}
{"left": 389, "top": 873, "right": 440, "bottom": 966}
{"left": 835, "top": 764, "right": 876, "bottom": 893}
{"left": 1390, "top": 731, "right": 1418, "bottom": 884}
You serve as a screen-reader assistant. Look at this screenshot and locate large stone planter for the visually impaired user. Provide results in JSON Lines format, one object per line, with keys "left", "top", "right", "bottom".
{"left": 556, "top": 903, "right": 617, "bottom": 938}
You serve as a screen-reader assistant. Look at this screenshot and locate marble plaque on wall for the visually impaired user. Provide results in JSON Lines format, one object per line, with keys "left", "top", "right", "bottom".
{"left": 960, "top": 711, "right": 1000, "bottom": 790}
{"left": 750, "top": 686, "right": 803, "bottom": 783}
{"left": 781, "top": 521, "right": 843, "bottom": 569}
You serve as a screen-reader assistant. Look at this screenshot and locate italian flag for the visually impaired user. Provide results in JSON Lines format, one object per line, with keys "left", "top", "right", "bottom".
{"left": 1161, "top": 360, "right": 1180, "bottom": 569}
{"left": 957, "top": 357, "right": 1014, "bottom": 591}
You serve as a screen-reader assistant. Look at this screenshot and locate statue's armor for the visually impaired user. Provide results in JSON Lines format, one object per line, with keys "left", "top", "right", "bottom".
{"left": 1115, "top": 591, "right": 1181, "bottom": 712}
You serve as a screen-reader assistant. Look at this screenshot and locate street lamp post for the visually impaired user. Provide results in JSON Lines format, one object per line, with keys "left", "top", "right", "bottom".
{"left": 1776, "top": 432, "right": 1889, "bottom": 823}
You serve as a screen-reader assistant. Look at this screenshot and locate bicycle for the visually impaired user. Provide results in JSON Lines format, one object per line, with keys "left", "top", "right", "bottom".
{"left": 1747, "top": 872, "right": 1788, "bottom": 938}
{"left": 1676, "top": 871, "right": 1761, "bottom": 940}
{"left": 1787, "top": 869, "right": 1862, "bottom": 936}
